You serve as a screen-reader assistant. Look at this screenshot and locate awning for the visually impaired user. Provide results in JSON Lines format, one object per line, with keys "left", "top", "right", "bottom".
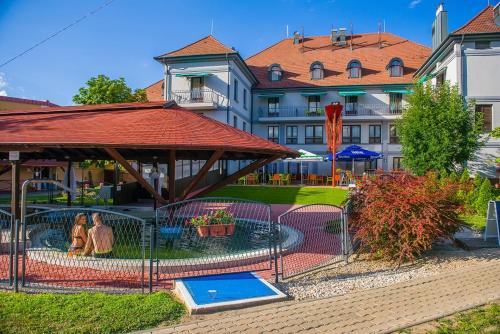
{"left": 283, "top": 149, "right": 324, "bottom": 162}
{"left": 175, "top": 72, "right": 211, "bottom": 77}
{"left": 300, "top": 92, "right": 327, "bottom": 97}
{"left": 257, "top": 93, "right": 285, "bottom": 98}
{"left": 383, "top": 89, "right": 413, "bottom": 94}
{"left": 339, "top": 90, "right": 366, "bottom": 97}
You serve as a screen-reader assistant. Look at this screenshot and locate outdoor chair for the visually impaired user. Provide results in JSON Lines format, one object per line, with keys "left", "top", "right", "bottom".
{"left": 309, "top": 174, "right": 318, "bottom": 185}
{"left": 271, "top": 174, "right": 281, "bottom": 186}
{"left": 238, "top": 176, "right": 247, "bottom": 185}
{"left": 247, "top": 174, "right": 257, "bottom": 185}
{"left": 280, "top": 174, "right": 291, "bottom": 185}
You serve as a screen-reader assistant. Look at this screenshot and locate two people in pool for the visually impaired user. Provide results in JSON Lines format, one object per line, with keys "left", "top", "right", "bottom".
{"left": 69, "top": 212, "right": 114, "bottom": 258}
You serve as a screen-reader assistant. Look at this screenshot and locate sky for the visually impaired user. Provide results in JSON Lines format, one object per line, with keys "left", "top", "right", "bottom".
{"left": 0, "top": 0, "right": 493, "bottom": 105}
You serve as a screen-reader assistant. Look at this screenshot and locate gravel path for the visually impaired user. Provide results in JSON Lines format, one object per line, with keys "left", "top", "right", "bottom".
{"left": 277, "top": 247, "right": 500, "bottom": 300}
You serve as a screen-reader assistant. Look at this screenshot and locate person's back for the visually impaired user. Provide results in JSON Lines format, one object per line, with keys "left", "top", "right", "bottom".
{"left": 83, "top": 213, "right": 114, "bottom": 257}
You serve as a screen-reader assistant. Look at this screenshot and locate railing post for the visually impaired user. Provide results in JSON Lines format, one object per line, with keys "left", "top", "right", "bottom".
{"left": 13, "top": 219, "right": 19, "bottom": 292}
{"left": 21, "top": 216, "right": 27, "bottom": 287}
{"left": 273, "top": 221, "right": 280, "bottom": 284}
{"left": 342, "top": 207, "right": 349, "bottom": 264}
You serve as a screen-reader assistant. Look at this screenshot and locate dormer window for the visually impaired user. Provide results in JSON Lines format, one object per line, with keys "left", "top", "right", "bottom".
{"left": 310, "top": 61, "right": 324, "bottom": 80}
{"left": 268, "top": 64, "right": 282, "bottom": 82}
{"left": 347, "top": 60, "right": 362, "bottom": 78}
{"left": 387, "top": 58, "right": 404, "bottom": 77}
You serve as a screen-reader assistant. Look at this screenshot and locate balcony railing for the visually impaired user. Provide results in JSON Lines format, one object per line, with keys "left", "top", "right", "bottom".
{"left": 172, "top": 89, "right": 218, "bottom": 105}
{"left": 258, "top": 103, "right": 403, "bottom": 118}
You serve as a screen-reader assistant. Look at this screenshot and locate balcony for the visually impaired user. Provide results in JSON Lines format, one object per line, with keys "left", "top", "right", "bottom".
{"left": 258, "top": 103, "right": 403, "bottom": 120}
{"left": 171, "top": 89, "right": 219, "bottom": 110}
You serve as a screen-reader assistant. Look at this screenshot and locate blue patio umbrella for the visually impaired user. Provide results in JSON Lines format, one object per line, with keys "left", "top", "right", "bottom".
{"left": 325, "top": 145, "right": 382, "bottom": 173}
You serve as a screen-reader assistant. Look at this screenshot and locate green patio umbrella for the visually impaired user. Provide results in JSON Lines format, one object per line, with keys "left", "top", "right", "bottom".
{"left": 283, "top": 149, "right": 324, "bottom": 184}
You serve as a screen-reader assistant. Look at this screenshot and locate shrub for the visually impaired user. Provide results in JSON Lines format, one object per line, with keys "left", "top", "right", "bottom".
{"left": 347, "top": 171, "right": 462, "bottom": 264}
{"left": 474, "top": 178, "right": 494, "bottom": 216}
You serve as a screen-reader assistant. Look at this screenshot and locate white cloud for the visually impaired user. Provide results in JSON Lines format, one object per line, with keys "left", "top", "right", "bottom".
{"left": 0, "top": 73, "right": 7, "bottom": 96}
{"left": 409, "top": 0, "right": 422, "bottom": 8}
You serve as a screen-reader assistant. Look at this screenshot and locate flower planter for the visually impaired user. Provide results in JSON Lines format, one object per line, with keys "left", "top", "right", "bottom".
{"left": 196, "top": 225, "right": 210, "bottom": 237}
{"left": 210, "top": 224, "right": 226, "bottom": 237}
{"left": 225, "top": 223, "right": 236, "bottom": 236}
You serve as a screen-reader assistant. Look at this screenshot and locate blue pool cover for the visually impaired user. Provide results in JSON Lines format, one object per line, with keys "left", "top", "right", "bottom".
{"left": 180, "top": 272, "right": 278, "bottom": 305}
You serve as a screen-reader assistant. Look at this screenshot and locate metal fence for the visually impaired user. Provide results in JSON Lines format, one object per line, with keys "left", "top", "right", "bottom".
{"left": 0, "top": 208, "right": 12, "bottom": 289}
{"left": 154, "top": 197, "right": 273, "bottom": 284}
{"left": 277, "top": 204, "right": 348, "bottom": 279}
{"left": 21, "top": 208, "right": 148, "bottom": 293}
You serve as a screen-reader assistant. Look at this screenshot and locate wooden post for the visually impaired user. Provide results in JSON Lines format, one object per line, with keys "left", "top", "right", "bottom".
{"left": 104, "top": 148, "right": 167, "bottom": 204}
{"left": 66, "top": 161, "right": 72, "bottom": 207}
{"left": 9, "top": 160, "right": 20, "bottom": 285}
{"left": 168, "top": 150, "right": 176, "bottom": 203}
{"left": 180, "top": 150, "right": 224, "bottom": 200}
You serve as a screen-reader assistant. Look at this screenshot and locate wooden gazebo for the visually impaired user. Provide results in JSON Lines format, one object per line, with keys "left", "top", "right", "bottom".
{"left": 0, "top": 101, "right": 298, "bottom": 220}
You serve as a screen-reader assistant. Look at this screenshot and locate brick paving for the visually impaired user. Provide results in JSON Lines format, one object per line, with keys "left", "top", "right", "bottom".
{"left": 146, "top": 259, "right": 500, "bottom": 334}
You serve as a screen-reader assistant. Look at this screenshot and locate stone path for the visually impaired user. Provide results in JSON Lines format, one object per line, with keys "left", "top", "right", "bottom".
{"left": 144, "top": 259, "right": 500, "bottom": 334}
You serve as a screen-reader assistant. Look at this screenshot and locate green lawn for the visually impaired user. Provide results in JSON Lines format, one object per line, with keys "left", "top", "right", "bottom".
{"left": 460, "top": 214, "right": 487, "bottom": 231}
{"left": 428, "top": 303, "right": 499, "bottom": 334}
{"left": 206, "top": 185, "right": 348, "bottom": 205}
{"left": 0, "top": 292, "right": 185, "bottom": 334}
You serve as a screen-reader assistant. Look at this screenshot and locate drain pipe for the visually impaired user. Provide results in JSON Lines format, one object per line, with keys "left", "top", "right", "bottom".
{"left": 226, "top": 53, "right": 230, "bottom": 124}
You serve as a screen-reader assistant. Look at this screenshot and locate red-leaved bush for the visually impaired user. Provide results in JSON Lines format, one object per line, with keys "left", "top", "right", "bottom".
{"left": 347, "top": 171, "right": 462, "bottom": 264}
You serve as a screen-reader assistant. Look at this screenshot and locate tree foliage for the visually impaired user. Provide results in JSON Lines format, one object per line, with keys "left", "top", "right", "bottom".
{"left": 73, "top": 75, "right": 148, "bottom": 105}
{"left": 396, "top": 82, "right": 483, "bottom": 175}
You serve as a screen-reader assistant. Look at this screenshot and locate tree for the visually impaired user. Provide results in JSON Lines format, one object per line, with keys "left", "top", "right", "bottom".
{"left": 73, "top": 74, "right": 148, "bottom": 105}
{"left": 396, "top": 82, "right": 483, "bottom": 175}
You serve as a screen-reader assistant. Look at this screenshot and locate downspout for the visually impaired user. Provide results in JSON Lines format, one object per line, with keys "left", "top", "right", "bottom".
{"left": 226, "top": 53, "right": 230, "bottom": 124}
{"left": 250, "top": 88, "right": 254, "bottom": 134}
{"left": 163, "top": 64, "right": 168, "bottom": 101}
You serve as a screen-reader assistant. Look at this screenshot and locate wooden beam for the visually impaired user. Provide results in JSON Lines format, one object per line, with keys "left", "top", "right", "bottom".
{"left": 0, "top": 165, "right": 12, "bottom": 177}
{"left": 104, "top": 148, "right": 167, "bottom": 204}
{"left": 180, "top": 150, "right": 224, "bottom": 200}
{"left": 168, "top": 150, "right": 176, "bottom": 203}
{"left": 186, "top": 155, "right": 281, "bottom": 199}
{"left": 0, "top": 146, "right": 44, "bottom": 153}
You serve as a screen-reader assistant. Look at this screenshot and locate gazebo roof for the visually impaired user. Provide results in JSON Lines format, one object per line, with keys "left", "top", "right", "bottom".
{"left": 0, "top": 101, "right": 298, "bottom": 162}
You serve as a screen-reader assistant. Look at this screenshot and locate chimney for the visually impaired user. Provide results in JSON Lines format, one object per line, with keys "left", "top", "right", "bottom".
{"left": 338, "top": 28, "right": 347, "bottom": 45}
{"left": 432, "top": 3, "right": 448, "bottom": 51}
{"left": 495, "top": 2, "right": 500, "bottom": 27}
{"left": 330, "top": 28, "right": 338, "bottom": 44}
{"left": 293, "top": 31, "right": 301, "bottom": 44}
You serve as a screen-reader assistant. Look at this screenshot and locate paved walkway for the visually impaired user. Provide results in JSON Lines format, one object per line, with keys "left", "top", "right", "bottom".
{"left": 146, "top": 259, "right": 500, "bottom": 334}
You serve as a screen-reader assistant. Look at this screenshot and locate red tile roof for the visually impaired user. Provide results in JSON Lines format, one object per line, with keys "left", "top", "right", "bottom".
{"left": 0, "top": 96, "right": 58, "bottom": 107}
{"left": 0, "top": 102, "right": 297, "bottom": 157}
{"left": 246, "top": 32, "right": 431, "bottom": 89}
{"left": 453, "top": 5, "right": 500, "bottom": 35}
{"left": 157, "top": 35, "right": 236, "bottom": 58}
{"left": 145, "top": 80, "right": 163, "bottom": 101}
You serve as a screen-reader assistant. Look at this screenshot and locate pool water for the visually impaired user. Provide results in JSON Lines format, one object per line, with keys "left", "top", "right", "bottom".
{"left": 180, "top": 272, "right": 279, "bottom": 305}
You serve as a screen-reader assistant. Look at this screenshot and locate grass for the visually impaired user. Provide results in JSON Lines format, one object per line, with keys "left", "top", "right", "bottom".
{"left": 0, "top": 291, "right": 185, "bottom": 334}
{"left": 460, "top": 214, "right": 487, "bottom": 231}
{"left": 0, "top": 192, "right": 112, "bottom": 206}
{"left": 206, "top": 185, "right": 348, "bottom": 205}
{"left": 429, "top": 303, "right": 500, "bottom": 334}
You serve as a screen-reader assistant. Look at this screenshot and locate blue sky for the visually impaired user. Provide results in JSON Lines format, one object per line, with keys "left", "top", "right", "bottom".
{"left": 0, "top": 0, "right": 492, "bottom": 105}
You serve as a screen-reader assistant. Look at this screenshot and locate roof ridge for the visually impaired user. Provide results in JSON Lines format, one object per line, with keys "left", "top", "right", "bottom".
{"left": 0, "top": 95, "right": 58, "bottom": 107}
{"left": 157, "top": 35, "right": 236, "bottom": 58}
{"left": 452, "top": 5, "right": 494, "bottom": 34}
{"left": 144, "top": 79, "right": 163, "bottom": 90}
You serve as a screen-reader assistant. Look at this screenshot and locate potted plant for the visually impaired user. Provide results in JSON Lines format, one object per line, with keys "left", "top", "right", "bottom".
{"left": 209, "top": 214, "right": 226, "bottom": 237}
{"left": 189, "top": 215, "right": 211, "bottom": 237}
{"left": 213, "top": 209, "right": 236, "bottom": 236}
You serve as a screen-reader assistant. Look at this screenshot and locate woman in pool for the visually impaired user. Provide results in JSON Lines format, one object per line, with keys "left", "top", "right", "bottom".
{"left": 68, "top": 213, "right": 88, "bottom": 256}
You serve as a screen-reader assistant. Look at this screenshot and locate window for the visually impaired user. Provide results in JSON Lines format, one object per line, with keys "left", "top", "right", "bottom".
{"left": 388, "top": 58, "right": 404, "bottom": 77}
{"left": 268, "top": 126, "right": 279, "bottom": 143}
{"left": 268, "top": 97, "right": 280, "bottom": 115}
{"left": 369, "top": 125, "right": 381, "bottom": 144}
{"left": 393, "top": 157, "right": 403, "bottom": 170}
{"left": 347, "top": 60, "right": 362, "bottom": 78}
{"left": 475, "top": 41, "right": 491, "bottom": 49}
{"left": 389, "top": 124, "right": 400, "bottom": 144}
{"left": 242, "top": 121, "right": 247, "bottom": 132}
{"left": 307, "top": 95, "right": 321, "bottom": 114}
{"left": 476, "top": 104, "right": 493, "bottom": 132}
{"left": 342, "top": 125, "right": 361, "bottom": 144}
{"left": 268, "top": 64, "right": 282, "bottom": 81}
{"left": 310, "top": 61, "right": 324, "bottom": 80}
{"left": 233, "top": 115, "right": 238, "bottom": 128}
{"left": 436, "top": 69, "right": 447, "bottom": 86}
{"left": 345, "top": 96, "right": 358, "bottom": 115}
{"left": 305, "top": 125, "right": 323, "bottom": 144}
{"left": 233, "top": 79, "right": 239, "bottom": 102}
{"left": 190, "top": 77, "right": 204, "bottom": 101}
{"left": 286, "top": 126, "right": 298, "bottom": 144}
{"left": 365, "top": 159, "right": 378, "bottom": 171}
{"left": 390, "top": 93, "right": 403, "bottom": 114}
{"left": 243, "top": 89, "right": 247, "bottom": 109}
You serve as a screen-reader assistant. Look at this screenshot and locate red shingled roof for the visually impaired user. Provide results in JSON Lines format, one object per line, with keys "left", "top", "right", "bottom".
{"left": 145, "top": 80, "right": 163, "bottom": 101}
{"left": 0, "top": 101, "right": 297, "bottom": 157}
{"left": 0, "top": 96, "right": 58, "bottom": 107}
{"left": 453, "top": 5, "right": 500, "bottom": 35}
{"left": 157, "top": 35, "right": 236, "bottom": 58}
{"left": 246, "top": 32, "right": 431, "bottom": 89}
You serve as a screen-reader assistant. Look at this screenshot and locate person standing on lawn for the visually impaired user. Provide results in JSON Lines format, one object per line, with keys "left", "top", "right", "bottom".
{"left": 83, "top": 212, "right": 114, "bottom": 258}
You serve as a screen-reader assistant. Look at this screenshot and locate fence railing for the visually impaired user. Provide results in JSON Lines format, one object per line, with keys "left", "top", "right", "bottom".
{"left": 171, "top": 89, "right": 220, "bottom": 105}
{"left": 258, "top": 104, "right": 403, "bottom": 118}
